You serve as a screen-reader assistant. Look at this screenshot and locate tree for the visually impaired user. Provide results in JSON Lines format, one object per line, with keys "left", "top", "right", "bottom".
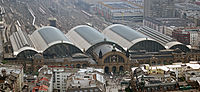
{"left": 1, "top": 60, "right": 7, "bottom": 64}
{"left": 125, "top": 85, "right": 133, "bottom": 92}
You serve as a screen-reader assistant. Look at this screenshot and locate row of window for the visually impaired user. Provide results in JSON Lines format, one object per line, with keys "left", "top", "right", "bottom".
{"left": 104, "top": 55, "right": 125, "bottom": 63}
{"left": 73, "top": 88, "right": 99, "bottom": 92}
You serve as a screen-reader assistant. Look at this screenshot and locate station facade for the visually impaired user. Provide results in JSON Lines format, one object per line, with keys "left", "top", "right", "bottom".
{"left": 7, "top": 24, "right": 200, "bottom": 73}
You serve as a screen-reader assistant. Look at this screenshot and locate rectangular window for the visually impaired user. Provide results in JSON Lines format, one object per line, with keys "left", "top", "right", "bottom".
{"left": 84, "top": 76, "right": 90, "bottom": 78}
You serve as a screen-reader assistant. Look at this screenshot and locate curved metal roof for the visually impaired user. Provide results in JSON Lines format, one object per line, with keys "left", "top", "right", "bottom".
{"left": 30, "top": 26, "right": 74, "bottom": 52}
{"left": 166, "top": 41, "right": 183, "bottom": 49}
{"left": 67, "top": 25, "right": 114, "bottom": 51}
{"left": 103, "top": 24, "right": 162, "bottom": 49}
{"left": 104, "top": 24, "right": 148, "bottom": 42}
{"left": 138, "top": 26, "right": 173, "bottom": 45}
{"left": 93, "top": 44, "right": 115, "bottom": 57}
{"left": 10, "top": 26, "right": 36, "bottom": 56}
{"left": 14, "top": 47, "right": 38, "bottom": 56}
{"left": 36, "top": 26, "right": 70, "bottom": 44}
{"left": 166, "top": 41, "right": 190, "bottom": 52}
{"left": 72, "top": 53, "right": 89, "bottom": 58}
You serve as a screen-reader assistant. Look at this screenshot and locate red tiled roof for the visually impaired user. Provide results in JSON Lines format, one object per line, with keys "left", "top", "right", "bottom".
{"left": 32, "top": 85, "right": 48, "bottom": 92}
{"left": 39, "top": 77, "right": 49, "bottom": 82}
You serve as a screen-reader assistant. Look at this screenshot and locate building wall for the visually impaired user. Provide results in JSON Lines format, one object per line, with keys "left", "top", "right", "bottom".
{"left": 14, "top": 69, "right": 24, "bottom": 92}
{"left": 190, "top": 31, "right": 199, "bottom": 47}
{"left": 144, "top": 0, "right": 176, "bottom": 18}
{"left": 128, "top": 0, "right": 144, "bottom": 6}
{"left": 48, "top": 75, "right": 53, "bottom": 92}
{"left": 172, "top": 28, "right": 200, "bottom": 47}
{"left": 5, "top": 51, "right": 200, "bottom": 75}
{"left": 0, "top": 65, "right": 24, "bottom": 92}
{"left": 165, "top": 26, "right": 176, "bottom": 36}
{"left": 143, "top": 19, "right": 164, "bottom": 34}
{"left": 53, "top": 68, "right": 73, "bottom": 92}
{"left": 172, "top": 31, "right": 190, "bottom": 45}
{"left": 97, "top": 51, "right": 133, "bottom": 73}
{"left": 97, "top": 1, "right": 143, "bottom": 22}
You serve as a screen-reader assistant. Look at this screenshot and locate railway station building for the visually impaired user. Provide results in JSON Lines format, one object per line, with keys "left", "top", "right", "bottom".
{"left": 7, "top": 25, "right": 200, "bottom": 73}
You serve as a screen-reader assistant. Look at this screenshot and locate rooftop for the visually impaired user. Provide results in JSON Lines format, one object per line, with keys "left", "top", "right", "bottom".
{"left": 0, "top": 65, "right": 23, "bottom": 75}
{"left": 102, "top": 1, "right": 141, "bottom": 9}
{"left": 175, "top": 3, "right": 200, "bottom": 11}
{"left": 138, "top": 26, "right": 173, "bottom": 45}
{"left": 144, "top": 17, "right": 193, "bottom": 27}
{"left": 103, "top": 24, "right": 150, "bottom": 49}
{"left": 10, "top": 26, "right": 81, "bottom": 58}
{"left": 103, "top": 24, "right": 166, "bottom": 52}
{"left": 67, "top": 25, "right": 122, "bottom": 52}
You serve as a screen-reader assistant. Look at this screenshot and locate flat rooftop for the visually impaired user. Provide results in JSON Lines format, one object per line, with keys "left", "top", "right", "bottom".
{"left": 145, "top": 17, "right": 194, "bottom": 27}
{"left": 102, "top": 2, "right": 141, "bottom": 9}
{"left": 0, "top": 65, "right": 23, "bottom": 75}
{"left": 175, "top": 3, "right": 200, "bottom": 11}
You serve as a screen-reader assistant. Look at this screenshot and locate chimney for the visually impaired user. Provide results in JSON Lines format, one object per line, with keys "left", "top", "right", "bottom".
{"left": 112, "top": 44, "right": 116, "bottom": 51}
{"left": 48, "top": 17, "right": 57, "bottom": 27}
{"left": 1, "top": 69, "right": 6, "bottom": 77}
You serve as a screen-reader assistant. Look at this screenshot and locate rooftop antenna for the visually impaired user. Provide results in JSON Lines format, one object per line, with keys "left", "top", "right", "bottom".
{"left": 112, "top": 44, "right": 116, "bottom": 51}
{"left": 104, "top": 38, "right": 107, "bottom": 41}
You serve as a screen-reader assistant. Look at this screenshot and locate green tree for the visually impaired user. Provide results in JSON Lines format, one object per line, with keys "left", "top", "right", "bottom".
{"left": 125, "top": 85, "right": 133, "bottom": 92}
{"left": 1, "top": 60, "right": 7, "bottom": 64}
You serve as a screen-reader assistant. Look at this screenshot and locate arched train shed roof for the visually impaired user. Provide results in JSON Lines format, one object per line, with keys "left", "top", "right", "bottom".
{"left": 10, "top": 26, "right": 82, "bottom": 57}
{"left": 66, "top": 25, "right": 124, "bottom": 52}
{"left": 30, "top": 26, "right": 75, "bottom": 52}
{"left": 166, "top": 41, "right": 190, "bottom": 52}
{"left": 103, "top": 24, "right": 166, "bottom": 51}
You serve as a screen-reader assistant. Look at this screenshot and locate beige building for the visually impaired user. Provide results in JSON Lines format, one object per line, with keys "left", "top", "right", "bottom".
{"left": 0, "top": 64, "right": 24, "bottom": 92}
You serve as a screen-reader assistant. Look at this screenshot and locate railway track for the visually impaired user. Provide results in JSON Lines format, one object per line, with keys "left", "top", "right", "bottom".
{"left": 3, "top": 0, "right": 112, "bottom": 34}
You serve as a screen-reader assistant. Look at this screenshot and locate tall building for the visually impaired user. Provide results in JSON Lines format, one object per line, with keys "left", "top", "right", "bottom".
{"left": 172, "top": 31, "right": 190, "bottom": 45}
{"left": 175, "top": 3, "right": 200, "bottom": 26}
{"left": 144, "top": 0, "right": 151, "bottom": 17}
{"left": 128, "top": 0, "right": 144, "bottom": 6}
{"left": 143, "top": 17, "right": 195, "bottom": 35}
{"left": 172, "top": 28, "right": 200, "bottom": 47}
{"left": 144, "top": 0, "right": 176, "bottom": 18}
{"left": 96, "top": 1, "right": 143, "bottom": 22}
{"left": 66, "top": 68, "right": 105, "bottom": 92}
{"left": 53, "top": 67, "right": 77, "bottom": 92}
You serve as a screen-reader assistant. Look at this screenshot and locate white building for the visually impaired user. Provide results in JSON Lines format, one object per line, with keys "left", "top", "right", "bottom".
{"left": 96, "top": 1, "right": 143, "bottom": 22}
{"left": 128, "top": 0, "right": 144, "bottom": 6}
{"left": 180, "top": 28, "right": 200, "bottom": 47}
{"left": 53, "top": 67, "right": 78, "bottom": 92}
{"left": 66, "top": 68, "right": 105, "bottom": 92}
{"left": 49, "top": 67, "right": 105, "bottom": 92}
{"left": 132, "top": 61, "right": 200, "bottom": 79}
{"left": 190, "top": 31, "right": 199, "bottom": 47}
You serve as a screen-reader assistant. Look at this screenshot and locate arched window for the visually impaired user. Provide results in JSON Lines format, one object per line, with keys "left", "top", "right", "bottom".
{"left": 151, "top": 61, "right": 156, "bottom": 65}
{"left": 118, "top": 55, "right": 125, "bottom": 63}
{"left": 82, "top": 64, "right": 87, "bottom": 68}
{"left": 104, "top": 66, "right": 109, "bottom": 74}
{"left": 119, "top": 66, "right": 124, "bottom": 72}
{"left": 104, "top": 55, "right": 125, "bottom": 63}
{"left": 112, "top": 66, "right": 117, "bottom": 73}
{"left": 17, "top": 50, "right": 37, "bottom": 59}
{"left": 76, "top": 64, "right": 81, "bottom": 68}
{"left": 104, "top": 56, "right": 110, "bottom": 63}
